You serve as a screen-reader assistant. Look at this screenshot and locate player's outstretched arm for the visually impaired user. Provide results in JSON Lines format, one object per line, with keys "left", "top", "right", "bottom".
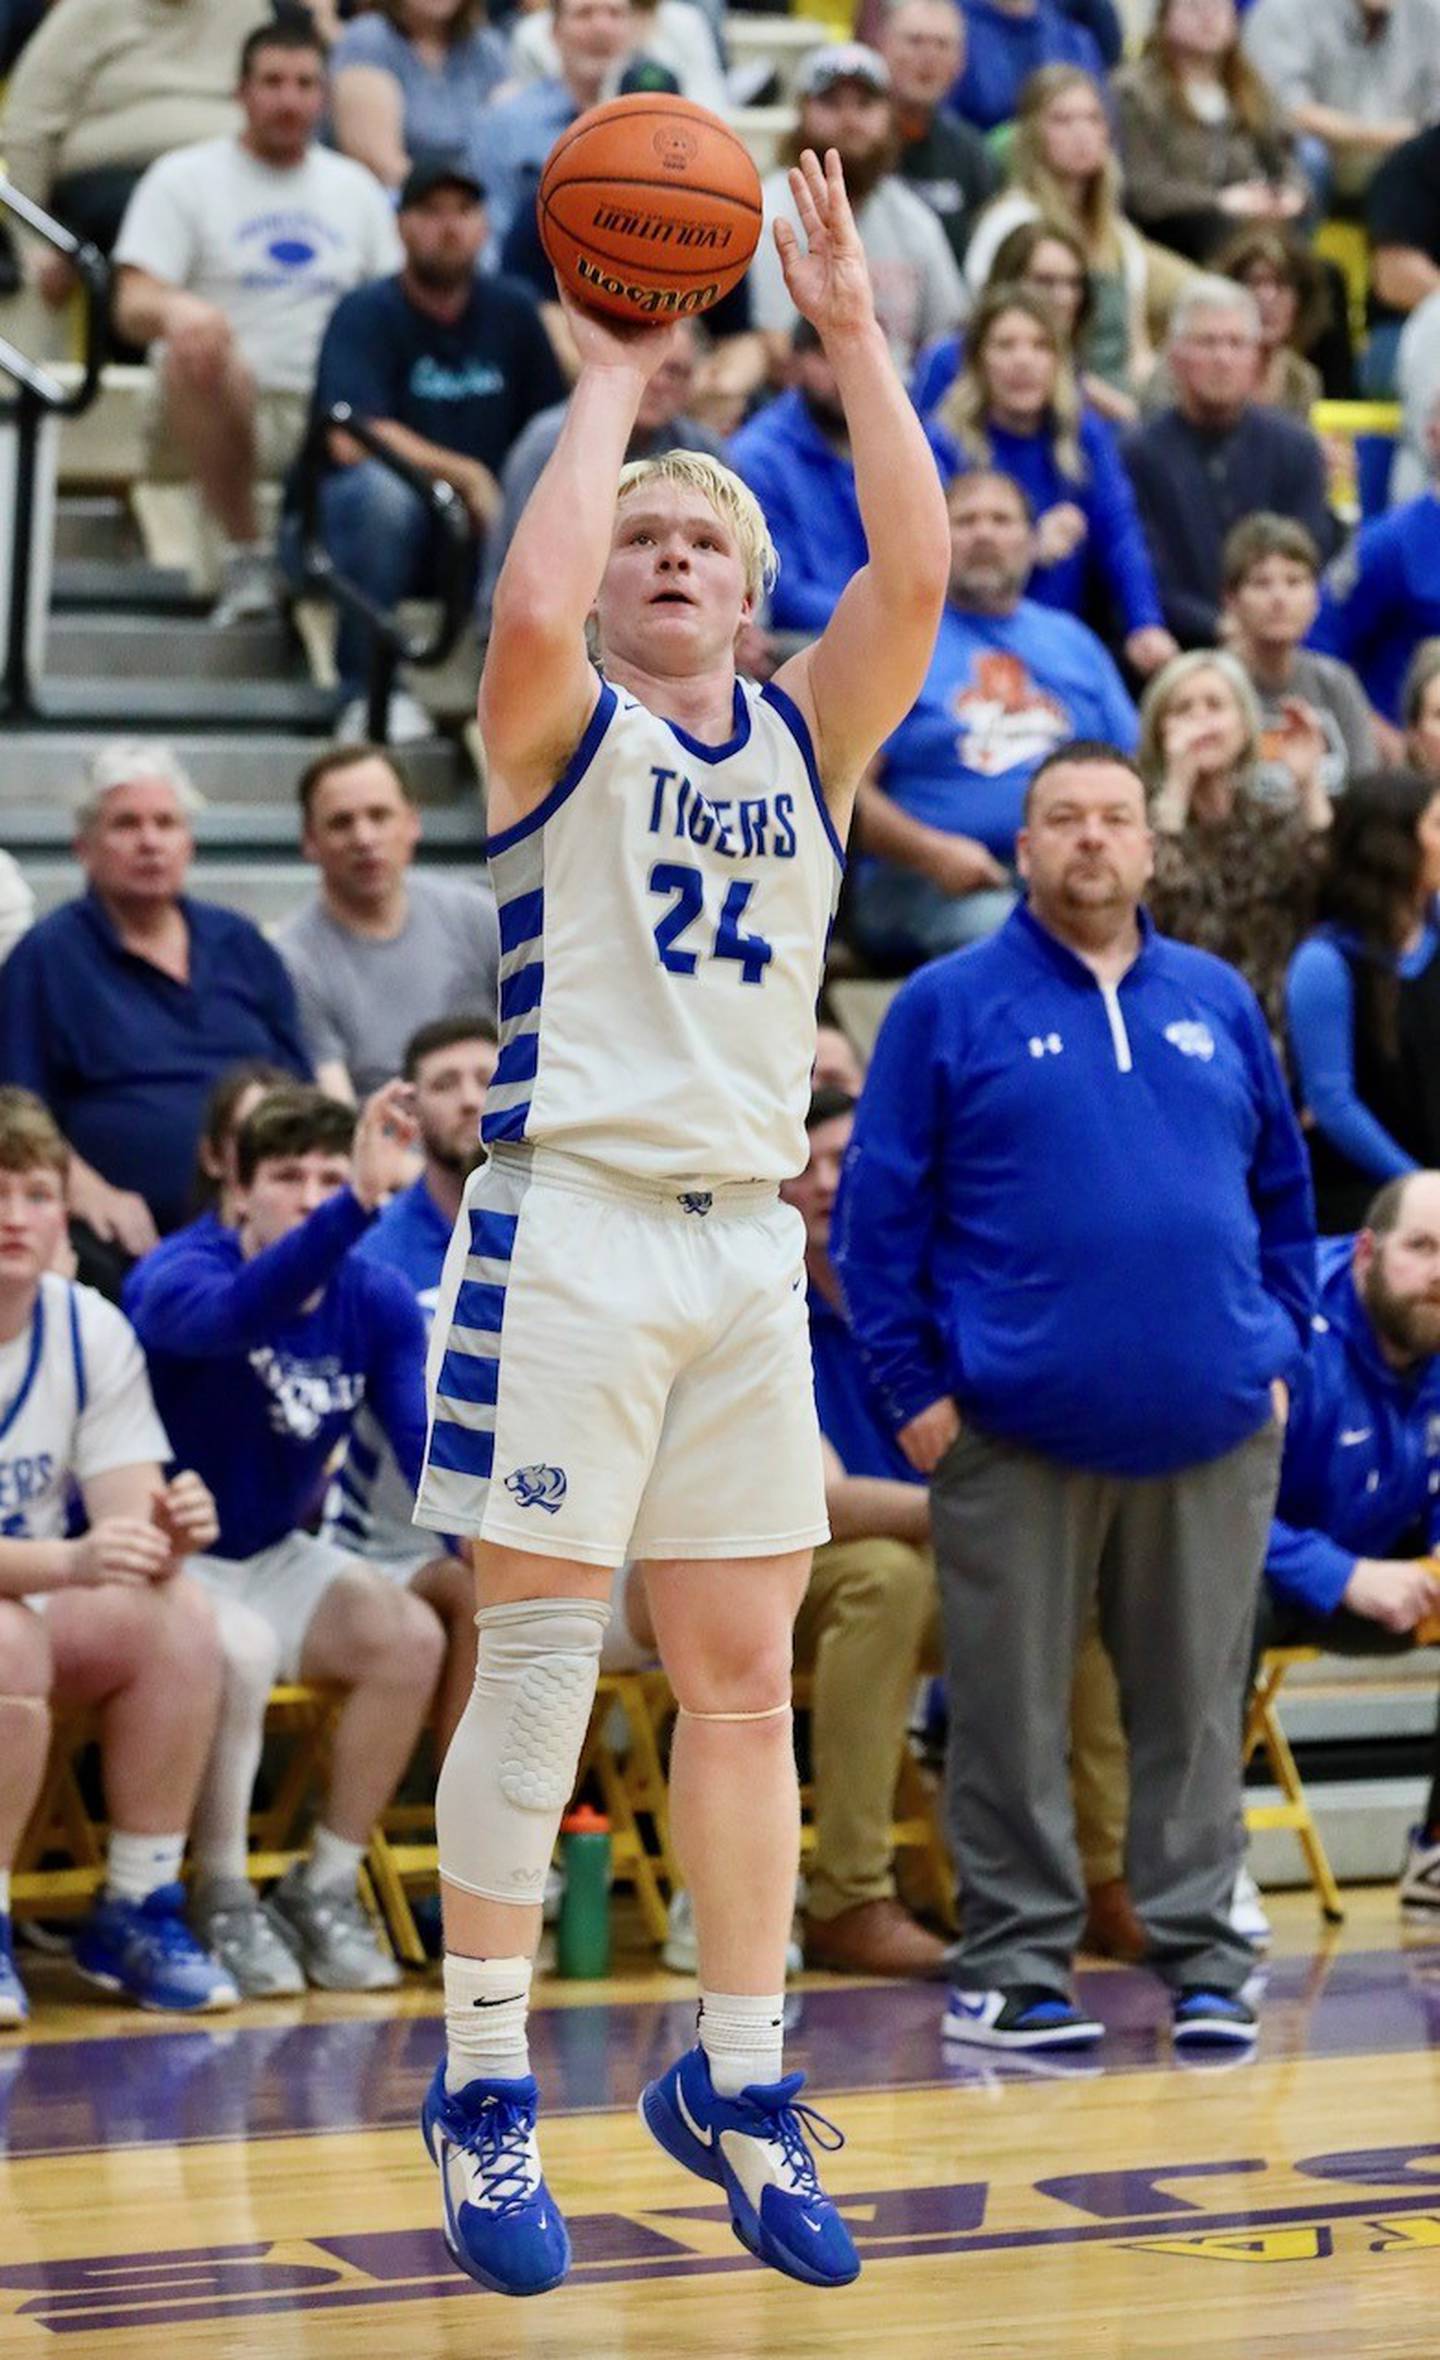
{"left": 480, "top": 300, "right": 685, "bottom": 816}
{"left": 770, "top": 151, "right": 950, "bottom": 820}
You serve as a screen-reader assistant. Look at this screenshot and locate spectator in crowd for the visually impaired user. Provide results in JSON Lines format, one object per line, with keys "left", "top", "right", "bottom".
{"left": 1146, "top": 226, "right": 1334, "bottom": 416}
{"left": 728, "top": 320, "right": 917, "bottom": 640}
{"left": 1393, "top": 287, "right": 1440, "bottom": 499}
{"left": 0, "top": 0, "right": 273, "bottom": 262}
{"left": 1403, "top": 640, "right": 1440, "bottom": 777}
{"left": 814, "top": 1010, "right": 866, "bottom": 1096}
{"left": 477, "top": 0, "right": 638, "bottom": 257}
{"left": 325, "top": 1015, "right": 497, "bottom": 1759}
{"left": 0, "top": 743, "right": 309, "bottom": 1264}
{"left": 962, "top": 67, "right": 1174, "bottom": 416}
{"left": 1244, "top": 0, "right": 1440, "bottom": 206}
{"left": 190, "top": 1060, "right": 293, "bottom": 1223}
{"left": 112, "top": 17, "right": 402, "bottom": 626}
{"left": 0, "top": 853, "right": 33, "bottom": 967}
{"left": 913, "top": 220, "right": 1121, "bottom": 424}
{"left": 1367, "top": 124, "right": 1440, "bottom": 390}
{"left": 1113, "top": 0, "right": 1307, "bottom": 262}
{"left": 1286, "top": 771, "right": 1440, "bottom": 1231}
{"left": 781, "top": 1088, "right": 947, "bottom": 1978}
{"left": 1311, "top": 393, "right": 1440, "bottom": 722}
{"left": 124, "top": 1083, "right": 443, "bottom": 1994}
{"left": 749, "top": 46, "right": 968, "bottom": 373}
{"left": 950, "top": 0, "right": 1116, "bottom": 135}
{"left": 932, "top": 288, "right": 1176, "bottom": 675}
{"left": 1223, "top": 514, "right": 1377, "bottom": 799}
{"left": 836, "top": 740, "right": 1315, "bottom": 2051}
{"left": 851, "top": 471, "right": 1138, "bottom": 968}
{"left": 508, "top": 0, "right": 725, "bottom": 109}
{"left": 1263, "top": 1171, "right": 1440, "bottom": 1918}
{"left": 275, "top": 745, "right": 500, "bottom": 1103}
{"left": 0, "top": 1088, "right": 235, "bottom": 2025}
{"left": 301, "top": 153, "right": 566, "bottom": 737}
{"left": 1124, "top": 276, "right": 1334, "bottom": 647}
{"left": 1141, "top": 649, "right": 1333, "bottom": 1036}
{"left": 330, "top": 0, "right": 511, "bottom": 192}
{"left": 880, "top": 0, "right": 999, "bottom": 269}
{"left": 480, "top": 316, "right": 722, "bottom": 624}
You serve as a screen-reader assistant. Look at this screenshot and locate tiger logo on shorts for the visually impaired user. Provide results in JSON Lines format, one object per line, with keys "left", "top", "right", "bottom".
{"left": 505, "top": 1464, "right": 568, "bottom": 1513}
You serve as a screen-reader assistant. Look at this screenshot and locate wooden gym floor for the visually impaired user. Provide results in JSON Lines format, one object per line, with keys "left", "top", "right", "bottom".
{"left": 1, "top": 1890, "right": 1438, "bottom": 2358}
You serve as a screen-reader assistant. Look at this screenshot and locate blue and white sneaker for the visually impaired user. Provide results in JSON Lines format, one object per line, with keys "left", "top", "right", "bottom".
{"left": 944, "top": 1986, "right": 1104, "bottom": 2050}
{"left": 72, "top": 1885, "right": 238, "bottom": 2013}
{"left": 421, "top": 2062, "right": 570, "bottom": 2297}
{"left": 1171, "top": 1987, "right": 1258, "bottom": 2048}
{"left": 639, "top": 2044, "right": 860, "bottom": 2289}
{"left": 0, "top": 1916, "right": 28, "bottom": 2026}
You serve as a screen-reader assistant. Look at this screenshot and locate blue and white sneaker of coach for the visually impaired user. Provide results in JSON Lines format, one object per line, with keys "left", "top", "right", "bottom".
{"left": 640, "top": 2044, "right": 860, "bottom": 2288}
{"left": 944, "top": 1986, "right": 1104, "bottom": 2050}
{"left": 421, "top": 2061, "right": 571, "bottom": 2297}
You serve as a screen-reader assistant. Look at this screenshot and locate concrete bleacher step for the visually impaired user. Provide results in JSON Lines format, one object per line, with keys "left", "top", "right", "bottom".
{"left": 51, "top": 558, "right": 206, "bottom": 615}
{"left": 45, "top": 614, "right": 310, "bottom": 684}
{"left": 1249, "top": 1775, "right": 1427, "bottom": 1891}
{"left": 20, "top": 848, "right": 488, "bottom": 929}
{"left": 0, "top": 733, "right": 476, "bottom": 807}
{"left": 22, "top": 676, "right": 339, "bottom": 733}
{"left": 53, "top": 496, "right": 144, "bottom": 567}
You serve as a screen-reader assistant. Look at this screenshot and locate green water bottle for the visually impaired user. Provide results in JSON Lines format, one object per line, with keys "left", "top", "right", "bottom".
{"left": 557, "top": 1805, "right": 612, "bottom": 1978}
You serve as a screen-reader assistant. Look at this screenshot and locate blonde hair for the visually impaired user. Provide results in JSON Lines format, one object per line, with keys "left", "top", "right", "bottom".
{"left": 1137, "top": 648, "right": 1262, "bottom": 791}
{"left": 939, "top": 286, "right": 1086, "bottom": 483}
{"left": 1009, "top": 65, "right": 1127, "bottom": 270}
{"left": 615, "top": 451, "right": 778, "bottom": 602}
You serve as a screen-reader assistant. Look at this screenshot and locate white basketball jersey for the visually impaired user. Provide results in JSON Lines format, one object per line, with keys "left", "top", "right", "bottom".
{"left": 482, "top": 675, "right": 844, "bottom": 1183}
{"left": 0, "top": 1276, "right": 169, "bottom": 1543}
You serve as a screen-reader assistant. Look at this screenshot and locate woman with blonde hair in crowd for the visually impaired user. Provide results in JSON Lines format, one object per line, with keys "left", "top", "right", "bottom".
{"left": 1142, "top": 647, "right": 1332, "bottom": 1034}
{"left": 963, "top": 66, "right": 1186, "bottom": 414}
{"left": 1114, "top": 0, "right": 1307, "bottom": 262}
{"left": 913, "top": 219, "right": 1122, "bottom": 421}
{"left": 330, "top": 0, "right": 510, "bottom": 190}
{"left": 933, "top": 286, "right": 1175, "bottom": 676}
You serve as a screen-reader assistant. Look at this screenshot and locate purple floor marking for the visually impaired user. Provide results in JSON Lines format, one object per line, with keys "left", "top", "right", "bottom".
{"left": 1, "top": 1946, "right": 1437, "bottom": 2162}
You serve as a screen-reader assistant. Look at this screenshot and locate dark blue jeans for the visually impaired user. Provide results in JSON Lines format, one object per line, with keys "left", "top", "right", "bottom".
{"left": 305, "top": 460, "right": 474, "bottom": 701}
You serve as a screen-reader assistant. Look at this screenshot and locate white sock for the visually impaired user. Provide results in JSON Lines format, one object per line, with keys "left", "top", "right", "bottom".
{"left": 106, "top": 1831, "right": 185, "bottom": 1906}
{"left": 444, "top": 1952, "right": 534, "bottom": 2089}
{"left": 698, "top": 1989, "right": 785, "bottom": 2097}
{"left": 0, "top": 1867, "right": 11, "bottom": 1916}
{"left": 303, "top": 1826, "right": 366, "bottom": 1896}
{"left": 191, "top": 1595, "right": 273, "bottom": 1886}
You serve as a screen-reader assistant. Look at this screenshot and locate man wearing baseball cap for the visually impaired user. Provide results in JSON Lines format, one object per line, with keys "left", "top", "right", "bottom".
{"left": 296, "top": 150, "right": 566, "bottom": 739}
{"left": 748, "top": 42, "right": 968, "bottom": 371}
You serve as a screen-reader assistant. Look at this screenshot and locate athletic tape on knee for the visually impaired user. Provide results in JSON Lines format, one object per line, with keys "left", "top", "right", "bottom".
{"left": 436, "top": 1596, "right": 609, "bottom": 1905}
{"left": 677, "top": 1699, "right": 792, "bottom": 1723}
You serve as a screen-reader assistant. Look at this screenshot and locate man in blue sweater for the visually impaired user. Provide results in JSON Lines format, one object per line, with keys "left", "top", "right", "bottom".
{"left": 835, "top": 739, "right": 1316, "bottom": 2051}
{"left": 124, "top": 1081, "right": 444, "bottom": 1995}
{"left": 1263, "top": 1171, "right": 1440, "bottom": 1920}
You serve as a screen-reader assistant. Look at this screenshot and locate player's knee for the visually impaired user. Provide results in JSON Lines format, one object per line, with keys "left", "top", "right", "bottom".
{"left": 0, "top": 1597, "right": 52, "bottom": 1701}
{"left": 351, "top": 1582, "right": 445, "bottom": 1695}
{"left": 671, "top": 1632, "right": 793, "bottom": 1720}
{"left": 150, "top": 1575, "right": 223, "bottom": 1708}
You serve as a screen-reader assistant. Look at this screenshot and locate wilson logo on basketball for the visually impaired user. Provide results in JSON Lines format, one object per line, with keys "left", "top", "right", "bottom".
{"left": 652, "top": 126, "right": 699, "bottom": 170}
{"left": 574, "top": 254, "right": 719, "bottom": 314}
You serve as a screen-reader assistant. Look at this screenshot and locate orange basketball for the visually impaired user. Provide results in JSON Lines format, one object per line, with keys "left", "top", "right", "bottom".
{"left": 537, "top": 94, "right": 763, "bottom": 326}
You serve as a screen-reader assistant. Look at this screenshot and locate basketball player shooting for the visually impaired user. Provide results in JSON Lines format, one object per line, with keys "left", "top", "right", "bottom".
{"left": 412, "top": 147, "right": 950, "bottom": 2298}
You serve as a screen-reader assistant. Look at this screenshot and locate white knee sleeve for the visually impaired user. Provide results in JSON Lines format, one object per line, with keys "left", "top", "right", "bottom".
{"left": 436, "top": 1596, "right": 609, "bottom": 1905}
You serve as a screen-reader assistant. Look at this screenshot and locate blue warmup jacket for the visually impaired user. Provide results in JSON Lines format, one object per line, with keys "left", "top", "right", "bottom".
{"left": 1311, "top": 491, "right": 1440, "bottom": 723}
{"left": 1267, "top": 1236, "right": 1440, "bottom": 1615}
{"left": 124, "top": 1187, "right": 428, "bottom": 1560}
{"left": 833, "top": 903, "right": 1317, "bottom": 1477}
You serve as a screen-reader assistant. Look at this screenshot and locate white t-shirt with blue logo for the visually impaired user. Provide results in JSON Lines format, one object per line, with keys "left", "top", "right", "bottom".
{"left": 114, "top": 136, "right": 402, "bottom": 394}
{"left": 0, "top": 1276, "right": 170, "bottom": 1546}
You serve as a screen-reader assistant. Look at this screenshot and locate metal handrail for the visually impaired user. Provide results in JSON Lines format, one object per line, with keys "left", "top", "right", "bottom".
{"left": 292, "top": 401, "right": 477, "bottom": 743}
{"left": 0, "top": 177, "right": 108, "bottom": 717}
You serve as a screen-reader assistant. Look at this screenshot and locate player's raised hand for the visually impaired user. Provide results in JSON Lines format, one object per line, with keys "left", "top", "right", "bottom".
{"left": 556, "top": 285, "right": 685, "bottom": 384}
{"left": 353, "top": 1077, "right": 420, "bottom": 1212}
{"left": 774, "top": 148, "right": 876, "bottom": 344}
{"left": 152, "top": 1470, "right": 219, "bottom": 1561}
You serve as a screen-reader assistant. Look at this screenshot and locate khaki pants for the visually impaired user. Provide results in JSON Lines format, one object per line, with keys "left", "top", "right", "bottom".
{"left": 792, "top": 1536, "right": 941, "bottom": 1924}
{"left": 1071, "top": 1621, "right": 1128, "bottom": 1889}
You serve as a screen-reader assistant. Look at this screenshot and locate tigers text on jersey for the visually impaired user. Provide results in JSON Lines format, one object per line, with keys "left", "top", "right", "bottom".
{"left": 482, "top": 671, "right": 845, "bottom": 1185}
{"left": 0, "top": 1275, "right": 170, "bottom": 1543}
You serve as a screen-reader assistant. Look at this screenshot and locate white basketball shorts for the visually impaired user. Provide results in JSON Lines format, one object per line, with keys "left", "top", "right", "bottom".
{"left": 188, "top": 1530, "right": 355, "bottom": 1682}
{"left": 413, "top": 1145, "right": 829, "bottom": 1566}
